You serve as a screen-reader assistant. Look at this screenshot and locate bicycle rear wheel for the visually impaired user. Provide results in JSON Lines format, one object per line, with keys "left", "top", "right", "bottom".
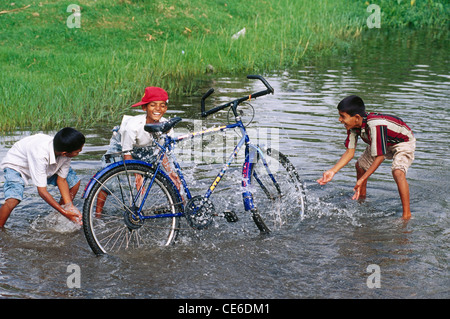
{"left": 83, "top": 163, "right": 182, "bottom": 255}
{"left": 250, "top": 148, "right": 305, "bottom": 231}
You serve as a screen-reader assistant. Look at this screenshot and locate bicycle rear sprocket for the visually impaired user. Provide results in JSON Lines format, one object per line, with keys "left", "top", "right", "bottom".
{"left": 184, "top": 195, "right": 215, "bottom": 230}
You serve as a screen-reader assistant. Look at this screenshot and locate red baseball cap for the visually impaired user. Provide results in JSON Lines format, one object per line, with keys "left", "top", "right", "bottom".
{"left": 131, "top": 87, "right": 169, "bottom": 107}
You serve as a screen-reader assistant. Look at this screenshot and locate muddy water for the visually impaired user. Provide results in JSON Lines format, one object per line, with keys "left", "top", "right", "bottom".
{"left": 0, "top": 30, "right": 449, "bottom": 299}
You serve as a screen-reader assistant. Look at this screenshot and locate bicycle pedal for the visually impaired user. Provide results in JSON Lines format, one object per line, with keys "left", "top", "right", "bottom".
{"left": 223, "top": 210, "right": 238, "bottom": 223}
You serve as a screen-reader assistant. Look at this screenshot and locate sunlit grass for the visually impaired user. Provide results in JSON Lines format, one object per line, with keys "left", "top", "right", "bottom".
{"left": 0, "top": 0, "right": 447, "bottom": 130}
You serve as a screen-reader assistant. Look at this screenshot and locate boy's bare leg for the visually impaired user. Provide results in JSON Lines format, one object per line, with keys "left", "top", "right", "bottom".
{"left": 355, "top": 162, "right": 368, "bottom": 199}
{"left": 0, "top": 198, "right": 20, "bottom": 227}
{"left": 95, "top": 190, "right": 108, "bottom": 216}
{"left": 392, "top": 169, "right": 411, "bottom": 220}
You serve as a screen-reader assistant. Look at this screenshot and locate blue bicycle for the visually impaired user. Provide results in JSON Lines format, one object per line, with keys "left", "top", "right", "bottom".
{"left": 82, "top": 75, "right": 305, "bottom": 255}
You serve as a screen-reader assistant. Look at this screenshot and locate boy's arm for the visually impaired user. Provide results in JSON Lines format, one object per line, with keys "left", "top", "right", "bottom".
{"left": 37, "top": 179, "right": 81, "bottom": 225}
{"left": 317, "top": 148, "right": 355, "bottom": 185}
{"left": 56, "top": 175, "right": 72, "bottom": 205}
{"left": 352, "top": 155, "right": 384, "bottom": 200}
{"left": 36, "top": 186, "right": 74, "bottom": 219}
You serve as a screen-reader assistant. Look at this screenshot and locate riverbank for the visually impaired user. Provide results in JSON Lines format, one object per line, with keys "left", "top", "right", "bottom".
{"left": 0, "top": 0, "right": 448, "bottom": 130}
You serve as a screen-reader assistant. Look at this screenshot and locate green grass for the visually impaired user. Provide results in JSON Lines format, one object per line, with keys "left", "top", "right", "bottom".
{"left": 0, "top": 0, "right": 448, "bottom": 131}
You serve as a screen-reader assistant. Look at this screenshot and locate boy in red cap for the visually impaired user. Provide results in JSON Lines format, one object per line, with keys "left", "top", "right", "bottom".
{"left": 114, "top": 86, "right": 171, "bottom": 161}
{"left": 96, "top": 87, "right": 179, "bottom": 214}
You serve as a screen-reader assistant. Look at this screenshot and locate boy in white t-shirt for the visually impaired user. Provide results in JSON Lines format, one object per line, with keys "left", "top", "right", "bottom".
{"left": 0, "top": 127, "right": 85, "bottom": 227}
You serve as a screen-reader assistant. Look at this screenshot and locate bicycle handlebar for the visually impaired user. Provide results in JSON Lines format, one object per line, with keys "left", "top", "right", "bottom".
{"left": 201, "top": 75, "right": 274, "bottom": 118}
{"left": 246, "top": 75, "right": 274, "bottom": 93}
{"left": 201, "top": 88, "right": 214, "bottom": 116}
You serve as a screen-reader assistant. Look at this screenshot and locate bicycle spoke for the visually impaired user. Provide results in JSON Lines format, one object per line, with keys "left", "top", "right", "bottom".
{"left": 250, "top": 148, "right": 306, "bottom": 231}
{"left": 83, "top": 164, "right": 181, "bottom": 255}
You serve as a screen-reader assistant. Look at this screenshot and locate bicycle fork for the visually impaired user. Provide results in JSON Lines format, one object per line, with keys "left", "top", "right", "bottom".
{"left": 197, "top": 124, "right": 270, "bottom": 233}
{"left": 242, "top": 144, "right": 271, "bottom": 233}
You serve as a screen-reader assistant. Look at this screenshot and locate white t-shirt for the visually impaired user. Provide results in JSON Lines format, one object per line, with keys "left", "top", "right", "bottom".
{"left": 0, "top": 134, "right": 71, "bottom": 187}
{"left": 119, "top": 114, "right": 173, "bottom": 154}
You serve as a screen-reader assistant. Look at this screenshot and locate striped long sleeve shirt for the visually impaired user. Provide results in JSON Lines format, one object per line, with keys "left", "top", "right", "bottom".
{"left": 345, "top": 112, "right": 414, "bottom": 157}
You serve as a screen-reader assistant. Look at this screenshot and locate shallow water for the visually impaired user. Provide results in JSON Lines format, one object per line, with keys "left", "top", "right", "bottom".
{"left": 0, "top": 30, "right": 449, "bottom": 299}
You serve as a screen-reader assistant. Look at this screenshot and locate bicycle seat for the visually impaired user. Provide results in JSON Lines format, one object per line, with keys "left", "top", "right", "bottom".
{"left": 144, "top": 117, "right": 182, "bottom": 134}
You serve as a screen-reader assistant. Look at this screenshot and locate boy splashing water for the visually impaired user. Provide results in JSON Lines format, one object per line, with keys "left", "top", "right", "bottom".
{"left": 0, "top": 127, "right": 85, "bottom": 227}
{"left": 317, "top": 95, "right": 416, "bottom": 220}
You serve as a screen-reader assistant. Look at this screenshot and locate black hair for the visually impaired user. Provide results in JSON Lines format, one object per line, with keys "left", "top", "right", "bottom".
{"left": 337, "top": 95, "right": 366, "bottom": 117}
{"left": 53, "top": 127, "right": 85, "bottom": 152}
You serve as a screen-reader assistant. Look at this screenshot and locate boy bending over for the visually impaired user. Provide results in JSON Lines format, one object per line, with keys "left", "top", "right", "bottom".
{"left": 0, "top": 127, "right": 85, "bottom": 227}
{"left": 317, "top": 95, "right": 416, "bottom": 220}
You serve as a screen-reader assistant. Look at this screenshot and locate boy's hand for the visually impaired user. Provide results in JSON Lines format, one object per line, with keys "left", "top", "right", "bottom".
{"left": 352, "top": 179, "right": 364, "bottom": 200}
{"left": 61, "top": 203, "right": 82, "bottom": 225}
{"left": 317, "top": 170, "right": 335, "bottom": 185}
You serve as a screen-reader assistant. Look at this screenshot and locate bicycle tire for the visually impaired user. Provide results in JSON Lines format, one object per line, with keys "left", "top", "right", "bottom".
{"left": 82, "top": 163, "right": 182, "bottom": 255}
{"left": 250, "top": 148, "right": 306, "bottom": 231}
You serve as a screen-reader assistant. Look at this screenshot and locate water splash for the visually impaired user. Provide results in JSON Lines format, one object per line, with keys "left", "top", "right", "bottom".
{"left": 31, "top": 211, "right": 81, "bottom": 233}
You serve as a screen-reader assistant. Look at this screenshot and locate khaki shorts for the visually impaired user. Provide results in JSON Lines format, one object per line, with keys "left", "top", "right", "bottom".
{"left": 357, "top": 138, "right": 416, "bottom": 174}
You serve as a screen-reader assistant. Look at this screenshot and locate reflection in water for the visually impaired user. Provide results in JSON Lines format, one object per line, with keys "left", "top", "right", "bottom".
{"left": 0, "top": 30, "right": 449, "bottom": 298}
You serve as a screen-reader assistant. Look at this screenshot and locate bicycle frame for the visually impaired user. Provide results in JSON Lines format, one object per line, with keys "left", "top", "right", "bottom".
{"left": 83, "top": 75, "right": 277, "bottom": 223}
{"left": 83, "top": 118, "right": 273, "bottom": 223}
{"left": 147, "top": 116, "right": 271, "bottom": 218}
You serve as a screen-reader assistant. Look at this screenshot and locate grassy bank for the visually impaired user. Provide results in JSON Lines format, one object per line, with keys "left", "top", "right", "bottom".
{"left": 0, "top": 0, "right": 448, "bottom": 130}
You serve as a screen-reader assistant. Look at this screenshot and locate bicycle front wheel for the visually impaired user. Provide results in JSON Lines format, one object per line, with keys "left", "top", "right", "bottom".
{"left": 83, "top": 163, "right": 182, "bottom": 255}
{"left": 250, "top": 148, "right": 306, "bottom": 231}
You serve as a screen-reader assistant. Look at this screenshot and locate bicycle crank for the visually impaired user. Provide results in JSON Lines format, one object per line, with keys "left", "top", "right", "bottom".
{"left": 223, "top": 210, "right": 239, "bottom": 223}
{"left": 184, "top": 195, "right": 215, "bottom": 230}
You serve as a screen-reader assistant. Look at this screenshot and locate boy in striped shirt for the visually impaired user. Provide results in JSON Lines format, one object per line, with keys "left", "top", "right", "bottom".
{"left": 317, "top": 95, "right": 416, "bottom": 220}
